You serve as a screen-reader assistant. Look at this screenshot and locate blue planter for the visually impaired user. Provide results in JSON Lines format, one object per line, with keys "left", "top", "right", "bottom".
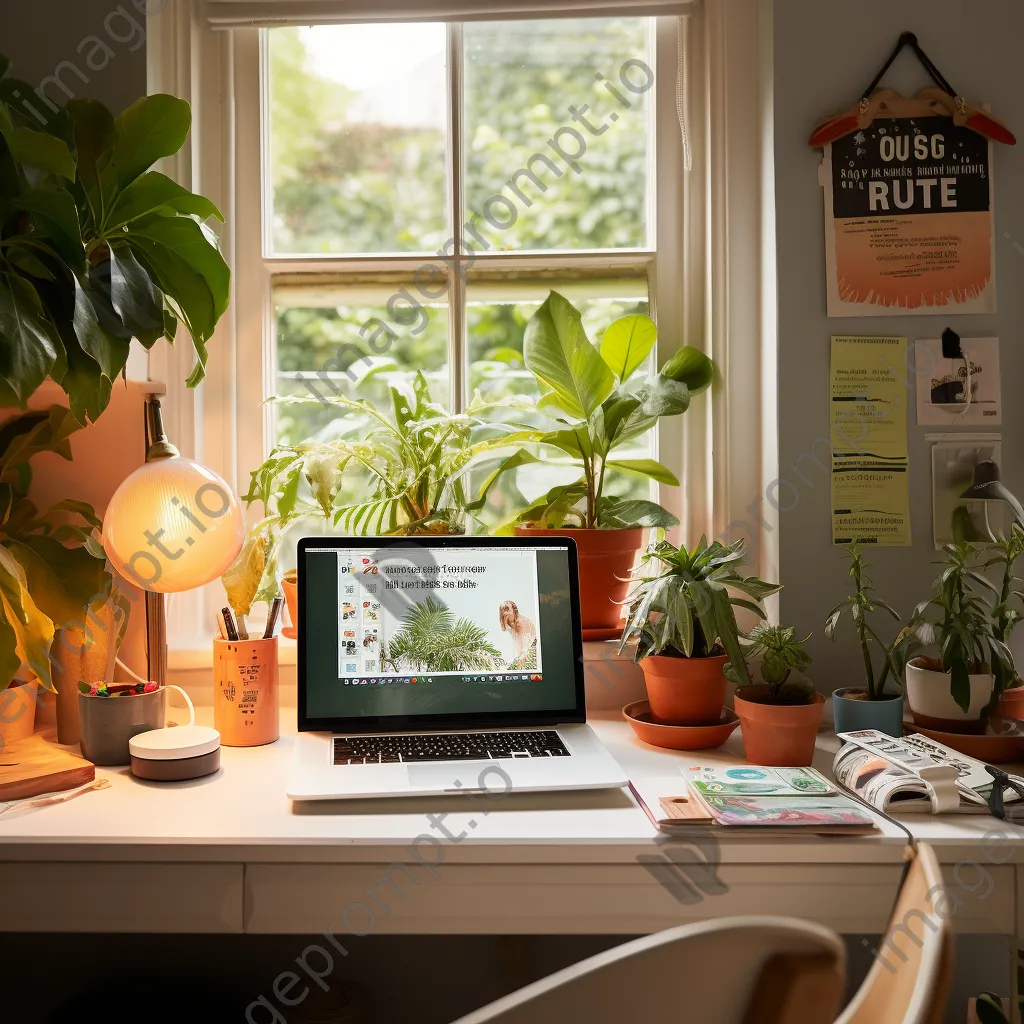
{"left": 831, "top": 688, "right": 904, "bottom": 738}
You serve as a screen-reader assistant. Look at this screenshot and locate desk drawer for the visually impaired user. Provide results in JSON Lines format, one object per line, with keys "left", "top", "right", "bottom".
{"left": 245, "top": 862, "right": 934, "bottom": 935}
{"left": 0, "top": 862, "right": 244, "bottom": 933}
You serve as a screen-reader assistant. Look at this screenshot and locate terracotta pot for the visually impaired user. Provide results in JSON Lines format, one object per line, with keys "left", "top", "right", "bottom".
{"left": 0, "top": 680, "right": 40, "bottom": 745}
{"left": 734, "top": 690, "right": 825, "bottom": 767}
{"left": 281, "top": 571, "right": 298, "bottom": 633}
{"left": 639, "top": 653, "right": 728, "bottom": 725}
{"left": 997, "top": 685, "right": 1024, "bottom": 720}
{"left": 514, "top": 525, "right": 642, "bottom": 633}
{"left": 905, "top": 658, "right": 993, "bottom": 734}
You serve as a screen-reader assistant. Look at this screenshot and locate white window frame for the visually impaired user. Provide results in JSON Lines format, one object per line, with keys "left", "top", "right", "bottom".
{"left": 148, "top": 0, "right": 778, "bottom": 662}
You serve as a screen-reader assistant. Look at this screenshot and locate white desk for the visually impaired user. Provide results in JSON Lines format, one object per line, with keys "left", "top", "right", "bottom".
{"left": 0, "top": 712, "right": 1020, "bottom": 943}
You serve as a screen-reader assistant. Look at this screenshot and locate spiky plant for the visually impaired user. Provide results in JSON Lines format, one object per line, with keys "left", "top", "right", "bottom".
{"left": 381, "top": 596, "right": 502, "bottom": 674}
{"left": 617, "top": 536, "right": 781, "bottom": 685}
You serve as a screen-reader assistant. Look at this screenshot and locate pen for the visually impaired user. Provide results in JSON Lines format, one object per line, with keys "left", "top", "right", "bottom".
{"left": 264, "top": 595, "right": 283, "bottom": 639}
{"left": 215, "top": 611, "right": 227, "bottom": 640}
{"left": 236, "top": 613, "right": 250, "bottom": 641}
{"left": 220, "top": 606, "right": 239, "bottom": 642}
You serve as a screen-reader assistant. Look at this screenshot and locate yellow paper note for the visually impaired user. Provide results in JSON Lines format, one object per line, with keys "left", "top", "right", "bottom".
{"left": 830, "top": 336, "right": 911, "bottom": 546}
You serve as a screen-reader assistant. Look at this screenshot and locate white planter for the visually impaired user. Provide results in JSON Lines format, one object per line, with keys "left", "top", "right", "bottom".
{"left": 905, "top": 659, "right": 993, "bottom": 731}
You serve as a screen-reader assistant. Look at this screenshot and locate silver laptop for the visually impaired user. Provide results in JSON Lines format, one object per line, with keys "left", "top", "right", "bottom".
{"left": 287, "top": 536, "right": 627, "bottom": 801}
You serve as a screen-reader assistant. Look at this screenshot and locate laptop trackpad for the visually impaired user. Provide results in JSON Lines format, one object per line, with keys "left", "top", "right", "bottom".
{"left": 407, "top": 763, "right": 496, "bottom": 791}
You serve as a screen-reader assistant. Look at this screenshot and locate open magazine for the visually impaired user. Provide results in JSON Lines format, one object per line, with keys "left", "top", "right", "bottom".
{"left": 833, "top": 729, "right": 1023, "bottom": 814}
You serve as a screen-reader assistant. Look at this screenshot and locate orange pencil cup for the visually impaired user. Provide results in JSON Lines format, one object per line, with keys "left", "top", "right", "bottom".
{"left": 213, "top": 637, "right": 280, "bottom": 746}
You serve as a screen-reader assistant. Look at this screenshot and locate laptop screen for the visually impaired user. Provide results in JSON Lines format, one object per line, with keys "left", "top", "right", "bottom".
{"left": 297, "top": 537, "right": 585, "bottom": 731}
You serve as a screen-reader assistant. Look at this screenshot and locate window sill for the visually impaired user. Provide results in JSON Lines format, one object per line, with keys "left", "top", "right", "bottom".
{"left": 167, "top": 640, "right": 644, "bottom": 711}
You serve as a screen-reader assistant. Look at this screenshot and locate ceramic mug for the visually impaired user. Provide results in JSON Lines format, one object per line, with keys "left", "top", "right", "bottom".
{"left": 79, "top": 684, "right": 195, "bottom": 766}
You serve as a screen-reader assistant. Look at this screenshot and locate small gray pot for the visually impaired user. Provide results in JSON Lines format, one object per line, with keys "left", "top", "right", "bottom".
{"left": 79, "top": 689, "right": 166, "bottom": 766}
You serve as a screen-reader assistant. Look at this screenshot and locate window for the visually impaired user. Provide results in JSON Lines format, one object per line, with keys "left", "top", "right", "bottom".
{"left": 251, "top": 17, "right": 672, "bottom": 549}
{"left": 153, "top": 1, "right": 776, "bottom": 656}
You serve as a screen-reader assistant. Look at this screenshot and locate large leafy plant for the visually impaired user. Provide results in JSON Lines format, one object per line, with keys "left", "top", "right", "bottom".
{"left": 907, "top": 542, "right": 1014, "bottom": 712}
{"left": 222, "top": 373, "right": 534, "bottom": 617}
{"left": 618, "top": 537, "right": 781, "bottom": 686}
{"left": 381, "top": 595, "right": 501, "bottom": 674}
{"left": 477, "top": 291, "right": 714, "bottom": 532}
{"left": 981, "top": 524, "right": 1024, "bottom": 676}
{"left": 0, "top": 56, "right": 229, "bottom": 423}
{"left": 0, "top": 407, "right": 110, "bottom": 689}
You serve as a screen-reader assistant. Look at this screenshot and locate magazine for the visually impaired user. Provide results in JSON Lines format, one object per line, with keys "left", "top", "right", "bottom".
{"left": 628, "top": 777, "right": 879, "bottom": 836}
{"left": 684, "top": 765, "right": 837, "bottom": 798}
{"left": 833, "top": 729, "right": 1023, "bottom": 814}
{"left": 698, "top": 793, "right": 876, "bottom": 830}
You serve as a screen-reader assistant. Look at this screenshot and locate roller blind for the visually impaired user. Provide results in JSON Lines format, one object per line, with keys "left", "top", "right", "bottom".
{"left": 205, "top": 0, "right": 696, "bottom": 28}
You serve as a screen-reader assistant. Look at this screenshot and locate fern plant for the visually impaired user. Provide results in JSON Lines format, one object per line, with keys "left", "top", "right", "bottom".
{"left": 222, "top": 372, "right": 534, "bottom": 617}
{"left": 381, "top": 595, "right": 501, "bottom": 673}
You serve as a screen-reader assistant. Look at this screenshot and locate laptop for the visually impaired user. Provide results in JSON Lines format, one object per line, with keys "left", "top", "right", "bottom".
{"left": 287, "top": 536, "right": 627, "bottom": 801}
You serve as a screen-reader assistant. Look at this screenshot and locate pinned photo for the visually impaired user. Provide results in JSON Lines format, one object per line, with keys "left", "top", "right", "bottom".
{"left": 362, "top": 601, "right": 381, "bottom": 622}
{"left": 342, "top": 603, "right": 356, "bottom": 620}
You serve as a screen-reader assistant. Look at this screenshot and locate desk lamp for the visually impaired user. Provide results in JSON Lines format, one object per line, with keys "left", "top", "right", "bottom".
{"left": 102, "top": 394, "right": 244, "bottom": 685}
{"left": 959, "top": 460, "right": 1024, "bottom": 541}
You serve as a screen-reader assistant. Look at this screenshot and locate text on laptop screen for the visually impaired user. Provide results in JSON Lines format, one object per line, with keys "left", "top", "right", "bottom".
{"left": 302, "top": 544, "right": 579, "bottom": 721}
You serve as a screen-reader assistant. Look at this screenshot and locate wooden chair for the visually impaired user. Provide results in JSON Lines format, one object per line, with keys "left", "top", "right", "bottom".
{"left": 450, "top": 916, "right": 847, "bottom": 1024}
{"left": 836, "top": 843, "right": 952, "bottom": 1024}
{"left": 451, "top": 843, "right": 951, "bottom": 1024}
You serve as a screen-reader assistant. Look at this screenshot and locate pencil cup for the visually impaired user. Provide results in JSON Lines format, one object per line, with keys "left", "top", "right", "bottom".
{"left": 213, "top": 637, "right": 280, "bottom": 747}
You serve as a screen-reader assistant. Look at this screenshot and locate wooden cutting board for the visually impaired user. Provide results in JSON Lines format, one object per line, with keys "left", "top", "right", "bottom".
{"left": 0, "top": 735, "right": 95, "bottom": 802}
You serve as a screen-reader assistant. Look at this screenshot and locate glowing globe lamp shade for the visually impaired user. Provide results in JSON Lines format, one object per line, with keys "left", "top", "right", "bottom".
{"left": 102, "top": 456, "right": 245, "bottom": 594}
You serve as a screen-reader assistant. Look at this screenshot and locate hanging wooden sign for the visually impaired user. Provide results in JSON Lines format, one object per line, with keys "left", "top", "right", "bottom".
{"left": 809, "top": 35, "right": 1015, "bottom": 318}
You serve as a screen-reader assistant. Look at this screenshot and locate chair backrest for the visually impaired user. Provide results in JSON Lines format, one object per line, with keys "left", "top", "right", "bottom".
{"left": 450, "top": 916, "right": 846, "bottom": 1024}
{"left": 835, "top": 842, "right": 952, "bottom": 1024}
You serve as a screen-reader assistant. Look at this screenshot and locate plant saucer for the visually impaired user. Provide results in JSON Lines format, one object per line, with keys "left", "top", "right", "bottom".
{"left": 622, "top": 700, "right": 739, "bottom": 751}
{"left": 910, "top": 717, "right": 1024, "bottom": 764}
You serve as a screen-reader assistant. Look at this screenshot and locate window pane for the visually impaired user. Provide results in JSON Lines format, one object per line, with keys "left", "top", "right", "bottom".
{"left": 267, "top": 25, "right": 448, "bottom": 255}
{"left": 466, "top": 279, "right": 654, "bottom": 529}
{"left": 463, "top": 17, "right": 652, "bottom": 252}
{"left": 275, "top": 283, "right": 449, "bottom": 446}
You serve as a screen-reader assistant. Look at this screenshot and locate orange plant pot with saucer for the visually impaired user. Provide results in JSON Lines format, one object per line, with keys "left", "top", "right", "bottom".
{"left": 734, "top": 690, "right": 825, "bottom": 767}
{"left": 515, "top": 525, "right": 642, "bottom": 640}
{"left": 640, "top": 654, "right": 728, "bottom": 724}
{"left": 997, "top": 685, "right": 1024, "bottom": 720}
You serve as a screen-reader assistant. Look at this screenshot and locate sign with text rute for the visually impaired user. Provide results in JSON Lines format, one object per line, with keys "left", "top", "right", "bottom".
{"left": 821, "top": 115, "right": 995, "bottom": 316}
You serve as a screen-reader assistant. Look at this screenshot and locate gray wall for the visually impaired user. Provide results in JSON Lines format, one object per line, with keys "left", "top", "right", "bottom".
{"left": 773, "top": 0, "right": 1024, "bottom": 688}
{"left": 0, "top": 0, "right": 147, "bottom": 113}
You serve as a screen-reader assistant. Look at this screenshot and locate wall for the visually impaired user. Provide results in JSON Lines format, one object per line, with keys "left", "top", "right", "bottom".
{"left": 773, "top": 0, "right": 1024, "bottom": 685}
{"left": 0, "top": 0, "right": 147, "bottom": 114}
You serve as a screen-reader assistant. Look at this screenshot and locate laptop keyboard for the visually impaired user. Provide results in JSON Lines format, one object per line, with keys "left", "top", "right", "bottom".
{"left": 333, "top": 730, "right": 571, "bottom": 765}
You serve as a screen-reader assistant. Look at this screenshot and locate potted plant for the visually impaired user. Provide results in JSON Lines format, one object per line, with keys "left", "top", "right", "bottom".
{"left": 477, "top": 291, "right": 714, "bottom": 636}
{"left": 904, "top": 542, "right": 1014, "bottom": 734}
{"left": 0, "top": 407, "right": 111, "bottom": 743}
{"left": 727, "top": 624, "right": 824, "bottom": 766}
{"left": 0, "top": 57, "right": 229, "bottom": 422}
{"left": 981, "top": 524, "right": 1024, "bottom": 718}
{"left": 824, "top": 544, "right": 914, "bottom": 737}
{"left": 618, "top": 536, "right": 780, "bottom": 724}
{"left": 223, "top": 372, "right": 533, "bottom": 627}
